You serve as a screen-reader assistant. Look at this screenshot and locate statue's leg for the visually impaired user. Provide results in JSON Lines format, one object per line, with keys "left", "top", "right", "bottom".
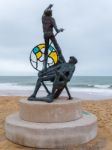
{"left": 65, "top": 86, "right": 72, "bottom": 99}
{"left": 42, "top": 81, "right": 51, "bottom": 95}
{"left": 28, "top": 79, "right": 41, "bottom": 100}
{"left": 46, "top": 84, "right": 56, "bottom": 103}
{"left": 51, "top": 75, "right": 63, "bottom": 99}
{"left": 53, "top": 87, "right": 64, "bottom": 99}
{"left": 43, "top": 37, "right": 49, "bottom": 70}
{"left": 54, "top": 86, "right": 72, "bottom": 100}
{"left": 44, "top": 75, "right": 57, "bottom": 102}
{"left": 50, "top": 36, "right": 65, "bottom": 63}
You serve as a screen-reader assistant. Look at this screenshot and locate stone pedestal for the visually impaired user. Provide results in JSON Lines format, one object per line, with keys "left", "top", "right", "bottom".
{"left": 19, "top": 99, "right": 82, "bottom": 123}
{"left": 5, "top": 98, "right": 97, "bottom": 148}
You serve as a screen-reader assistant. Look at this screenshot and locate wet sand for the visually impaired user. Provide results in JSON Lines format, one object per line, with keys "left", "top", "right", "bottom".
{"left": 0, "top": 96, "right": 112, "bottom": 150}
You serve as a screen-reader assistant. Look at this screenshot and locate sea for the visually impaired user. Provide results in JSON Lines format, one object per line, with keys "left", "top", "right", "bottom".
{"left": 0, "top": 76, "right": 112, "bottom": 100}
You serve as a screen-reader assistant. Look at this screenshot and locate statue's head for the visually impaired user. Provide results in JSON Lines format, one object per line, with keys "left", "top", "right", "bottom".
{"left": 69, "top": 56, "right": 78, "bottom": 64}
{"left": 45, "top": 10, "right": 52, "bottom": 16}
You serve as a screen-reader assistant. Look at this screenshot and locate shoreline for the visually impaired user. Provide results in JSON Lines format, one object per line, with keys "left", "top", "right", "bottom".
{"left": 0, "top": 89, "right": 112, "bottom": 100}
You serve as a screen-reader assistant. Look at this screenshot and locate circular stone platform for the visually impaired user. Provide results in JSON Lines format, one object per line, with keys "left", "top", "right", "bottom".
{"left": 5, "top": 112, "right": 97, "bottom": 148}
{"left": 19, "top": 98, "right": 82, "bottom": 123}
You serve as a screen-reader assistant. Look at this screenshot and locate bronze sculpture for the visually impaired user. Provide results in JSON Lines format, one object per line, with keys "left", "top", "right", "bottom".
{"left": 28, "top": 56, "right": 77, "bottom": 102}
{"left": 28, "top": 4, "right": 78, "bottom": 102}
{"left": 42, "top": 4, "right": 65, "bottom": 70}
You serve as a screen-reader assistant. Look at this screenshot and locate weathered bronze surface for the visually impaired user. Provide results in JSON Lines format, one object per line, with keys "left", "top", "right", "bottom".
{"left": 42, "top": 4, "right": 65, "bottom": 69}
{"left": 28, "top": 5, "right": 78, "bottom": 102}
{"left": 28, "top": 57, "right": 77, "bottom": 102}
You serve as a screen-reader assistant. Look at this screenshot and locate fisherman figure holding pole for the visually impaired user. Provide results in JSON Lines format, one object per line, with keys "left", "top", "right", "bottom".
{"left": 42, "top": 4, "right": 65, "bottom": 70}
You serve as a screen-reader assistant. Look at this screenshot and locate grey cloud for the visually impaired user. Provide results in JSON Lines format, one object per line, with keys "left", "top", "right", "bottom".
{"left": 0, "top": 0, "right": 112, "bottom": 75}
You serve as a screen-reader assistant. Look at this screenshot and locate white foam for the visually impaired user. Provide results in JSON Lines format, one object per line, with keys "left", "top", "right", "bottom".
{"left": 68, "top": 87, "right": 112, "bottom": 100}
{"left": 0, "top": 83, "right": 33, "bottom": 90}
{"left": 0, "top": 83, "right": 112, "bottom": 100}
{"left": 94, "top": 84, "right": 111, "bottom": 89}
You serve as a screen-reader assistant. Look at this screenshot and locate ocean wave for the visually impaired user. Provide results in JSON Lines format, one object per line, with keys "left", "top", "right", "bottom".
{"left": 0, "top": 83, "right": 34, "bottom": 90}
{"left": 0, "top": 83, "right": 112, "bottom": 99}
{"left": 71, "top": 84, "right": 94, "bottom": 88}
{"left": 0, "top": 82, "right": 112, "bottom": 91}
{"left": 70, "top": 84, "right": 112, "bottom": 89}
{"left": 94, "top": 84, "right": 111, "bottom": 89}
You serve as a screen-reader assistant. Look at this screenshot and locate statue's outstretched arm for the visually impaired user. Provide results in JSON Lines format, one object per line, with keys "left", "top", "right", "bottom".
{"left": 52, "top": 18, "right": 64, "bottom": 33}
{"left": 52, "top": 18, "right": 60, "bottom": 33}
{"left": 47, "top": 4, "right": 53, "bottom": 10}
{"left": 43, "top": 4, "right": 53, "bottom": 15}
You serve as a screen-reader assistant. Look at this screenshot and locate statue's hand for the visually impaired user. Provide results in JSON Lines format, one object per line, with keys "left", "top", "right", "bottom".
{"left": 49, "top": 4, "right": 53, "bottom": 9}
{"left": 59, "top": 28, "right": 64, "bottom": 32}
{"left": 57, "top": 28, "right": 64, "bottom": 33}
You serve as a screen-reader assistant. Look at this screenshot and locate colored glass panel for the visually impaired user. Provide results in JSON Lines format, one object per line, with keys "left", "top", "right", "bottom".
{"left": 49, "top": 51, "right": 58, "bottom": 64}
{"left": 33, "top": 47, "right": 40, "bottom": 54}
{"left": 31, "top": 43, "right": 59, "bottom": 71}
{"left": 49, "top": 46, "right": 54, "bottom": 51}
{"left": 38, "top": 44, "right": 45, "bottom": 49}
{"left": 36, "top": 51, "right": 43, "bottom": 59}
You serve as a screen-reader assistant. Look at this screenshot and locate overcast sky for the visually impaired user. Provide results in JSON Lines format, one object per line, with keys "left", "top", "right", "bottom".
{"left": 0, "top": 0, "right": 112, "bottom": 76}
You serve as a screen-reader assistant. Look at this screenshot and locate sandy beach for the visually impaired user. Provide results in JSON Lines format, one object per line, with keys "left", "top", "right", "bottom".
{"left": 0, "top": 96, "right": 112, "bottom": 150}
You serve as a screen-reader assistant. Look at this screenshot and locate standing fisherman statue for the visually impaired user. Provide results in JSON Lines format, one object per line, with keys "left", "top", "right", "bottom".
{"left": 42, "top": 4, "right": 65, "bottom": 70}
{"left": 28, "top": 4, "right": 78, "bottom": 102}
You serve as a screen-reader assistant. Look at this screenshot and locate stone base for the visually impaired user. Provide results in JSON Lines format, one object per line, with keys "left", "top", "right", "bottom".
{"left": 5, "top": 112, "right": 97, "bottom": 148}
{"left": 19, "top": 98, "right": 82, "bottom": 123}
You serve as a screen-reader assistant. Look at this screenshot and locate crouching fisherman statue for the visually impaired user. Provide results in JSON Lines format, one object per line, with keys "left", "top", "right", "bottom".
{"left": 28, "top": 56, "right": 77, "bottom": 103}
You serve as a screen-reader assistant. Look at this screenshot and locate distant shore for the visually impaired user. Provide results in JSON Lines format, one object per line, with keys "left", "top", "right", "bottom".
{"left": 0, "top": 96, "right": 112, "bottom": 150}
